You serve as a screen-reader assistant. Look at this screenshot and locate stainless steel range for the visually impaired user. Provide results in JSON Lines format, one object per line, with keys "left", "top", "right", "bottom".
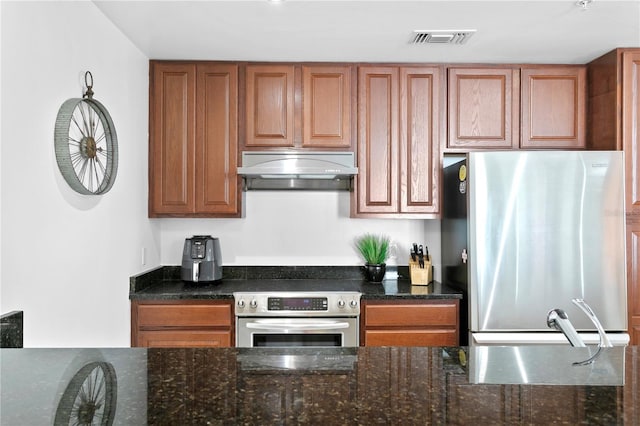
{"left": 234, "top": 291, "right": 361, "bottom": 347}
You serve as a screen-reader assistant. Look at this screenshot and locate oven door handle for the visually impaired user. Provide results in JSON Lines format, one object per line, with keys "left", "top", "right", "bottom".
{"left": 244, "top": 319, "right": 350, "bottom": 331}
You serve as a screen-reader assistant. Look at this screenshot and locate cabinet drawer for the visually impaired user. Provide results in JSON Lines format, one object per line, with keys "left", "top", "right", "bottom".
{"left": 137, "top": 303, "right": 232, "bottom": 327}
{"left": 365, "top": 302, "right": 458, "bottom": 327}
{"left": 138, "top": 330, "right": 231, "bottom": 348}
{"left": 364, "top": 330, "right": 458, "bottom": 347}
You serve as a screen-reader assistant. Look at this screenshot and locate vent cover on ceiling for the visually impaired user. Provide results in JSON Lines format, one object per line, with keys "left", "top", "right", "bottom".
{"left": 411, "top": 30, "right": 476, "bottom": 45}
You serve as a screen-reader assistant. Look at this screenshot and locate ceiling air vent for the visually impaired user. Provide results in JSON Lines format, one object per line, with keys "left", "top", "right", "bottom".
{"left": 411, "top": 30, "right": 476, "bottom": 45}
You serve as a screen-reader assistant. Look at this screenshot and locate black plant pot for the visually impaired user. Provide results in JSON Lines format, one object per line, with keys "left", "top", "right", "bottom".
{"left": 364, "top": 263, "right": 386, "bottom": 283}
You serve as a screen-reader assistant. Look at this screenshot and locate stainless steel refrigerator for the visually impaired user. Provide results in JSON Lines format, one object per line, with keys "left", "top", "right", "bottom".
{"left": 441, "top": 151, "right": 628, "bottom": 346}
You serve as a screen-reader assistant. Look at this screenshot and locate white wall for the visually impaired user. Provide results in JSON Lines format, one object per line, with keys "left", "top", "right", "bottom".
{"left": 159, "top": 191, "right": 441, "bottom": 273}
{"left": 0, "top": 1, "right": 158, "bottom": 347}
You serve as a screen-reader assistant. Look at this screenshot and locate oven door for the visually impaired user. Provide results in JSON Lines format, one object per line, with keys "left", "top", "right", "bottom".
{"left": 236, "top": 317, "right": 359, "bottom": 348}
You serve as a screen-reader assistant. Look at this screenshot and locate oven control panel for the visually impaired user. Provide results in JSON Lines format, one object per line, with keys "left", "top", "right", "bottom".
{"left": 268, "top": 297, "right": 328, "bottom": 311}
{"left": 233, "top": 291, "right": 361, "bottom": 316}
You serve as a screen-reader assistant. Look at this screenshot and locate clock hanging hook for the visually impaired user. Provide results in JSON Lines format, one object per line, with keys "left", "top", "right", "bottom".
{"left": 83, "top": 71, "right": 94, "bottom": 99}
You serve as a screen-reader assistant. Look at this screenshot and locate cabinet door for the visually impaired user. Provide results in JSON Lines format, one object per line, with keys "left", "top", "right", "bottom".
{"left": 628, "top": 225, "right": 640, "bottom": 345}
{"left": 196, "top": 64, "right": 240, "bottom": 215}
{"left": 245, "top": 65, "right": 295, "bottom": 147}
{"left": 623, "top": 51, "right": 640, "bottom": 345}
{"left": 149, "top": 62, "right": 196, "bottom": 215}
{"left": 302, "top": 65, "right": 353, "bottom": 148}
{"left": 365, "top": 330, "right": 458, "bottom": 346}
{"left": 400, "top": 67, "right": 441, "bottom": 214}
{"left": 520, "top": 66, "right": 586, "bottom": 149}
{"left": 355, "top": 67, "right": 399, "bottom": 214}
{"left": 623, "top": 51, "right": 640, "bottom": 214}
{"left": 362, "top": 301, "right": 459, "bottom": 347}
{"left": 138, "top": 330, "right": 231, "bottom": 348}
{"left": 136, "top": 302, "right": 232, "bottom": 327}
{"left": 131, "top": 301, "right": 234, "bottom": 348}
{"left": 447, "top": 67, "right": 519, "bottom": 150}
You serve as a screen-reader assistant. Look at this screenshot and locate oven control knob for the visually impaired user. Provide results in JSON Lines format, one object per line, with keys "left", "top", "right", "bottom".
{"left": 249, "top": 299, "right": 258, "bottom": 309}
{"left": 338, "top": 299, "right": 346, "bottom": 308}
{"left": 349, "top": 300, "right": 358, "bottom": 308}
{"left": 237, "top": 299, "right": 245, "bottom": 308}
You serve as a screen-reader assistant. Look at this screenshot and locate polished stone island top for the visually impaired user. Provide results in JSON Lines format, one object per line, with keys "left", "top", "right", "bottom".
{"left": 130, "top": 266, "right": 462, "bottom": 301}
{"left": 1, "top": 346, "right": 638, "bottom": 425}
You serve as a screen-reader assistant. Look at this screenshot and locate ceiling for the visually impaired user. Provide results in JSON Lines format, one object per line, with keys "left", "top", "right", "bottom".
{"left": 93, "top": 0, "right": 640, "bottom": 64}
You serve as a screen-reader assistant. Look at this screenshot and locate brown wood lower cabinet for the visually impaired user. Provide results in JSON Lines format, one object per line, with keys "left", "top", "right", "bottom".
{"left": 131, "top": 300, "right": 233, "bottom": 347}
{"left": 361, "top": 299, "right": 459, "bottom": 346}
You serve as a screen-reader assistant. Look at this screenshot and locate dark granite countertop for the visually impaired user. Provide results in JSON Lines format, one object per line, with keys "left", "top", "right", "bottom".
{"left": 1, "top": 346, "right": 638, "bottom": 424}
{"left": 130, "top": 266, "right": 463, "bottom": 301}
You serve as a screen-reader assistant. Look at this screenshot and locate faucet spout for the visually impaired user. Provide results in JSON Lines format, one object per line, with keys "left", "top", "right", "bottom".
{"left": 547, "top": 308, "right": 586, "bottom": 347}
{"left": 548, "top": 299, "right": 613, "bottom": 366}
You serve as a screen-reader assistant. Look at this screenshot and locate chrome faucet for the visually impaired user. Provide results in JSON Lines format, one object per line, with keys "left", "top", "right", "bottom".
{"left": 547, "top": 308, "right": 585, "bottom": 347}
{"left": 547, "top": 298, "right": 613, "bottom": 365}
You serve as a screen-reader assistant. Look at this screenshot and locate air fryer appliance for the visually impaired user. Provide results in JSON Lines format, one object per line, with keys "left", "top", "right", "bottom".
{"left": 181, "top": 236, "right": 222, "bottom": 282}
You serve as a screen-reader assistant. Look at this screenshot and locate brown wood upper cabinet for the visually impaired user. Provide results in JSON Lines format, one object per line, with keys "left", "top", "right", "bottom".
{"left": 302, "top": 66, "right": 352, "bottom": 148}
{"left": 149, "top": 61, "right": 241, "bottom": 217}
{"left": 520, "top": 66, "right": 586, "bottom": 149}
{"left": 245, "top": 65, "right": 295, "bottom": 148}
{"left": 447, "top": 67, "right": 520, "bottom": 150}
{"left": 447, "top": 65, "right": 586, "bottom": 150}
{"left": 353, "top": 66, "right": 442, "bottom": 218}
{"left": 244, "top": 64, "right": 354, "bottom": 150}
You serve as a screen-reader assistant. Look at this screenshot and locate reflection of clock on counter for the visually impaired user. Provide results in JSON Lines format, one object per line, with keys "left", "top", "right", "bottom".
{"left": 54, "top": 71, "right": 118, "bottom": 195}
{"left": 54, "top": 361, "right": 117, "bottom": 426}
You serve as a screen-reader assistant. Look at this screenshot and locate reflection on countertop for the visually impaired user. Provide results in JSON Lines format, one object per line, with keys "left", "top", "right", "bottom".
{"left": 129, "top": 265, "right": 463, "bottom": 301}
{"left": 1, "top": 346, "right": 638, "bottom": 425}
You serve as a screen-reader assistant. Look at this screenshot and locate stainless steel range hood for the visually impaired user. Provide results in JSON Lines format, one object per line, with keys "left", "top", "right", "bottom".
{"left": 237, "top": 151, "right": 358, "bottom": 190}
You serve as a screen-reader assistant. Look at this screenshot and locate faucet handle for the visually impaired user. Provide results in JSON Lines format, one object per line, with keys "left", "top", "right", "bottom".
{"left": 571, "top": 299, "right": 613, "bottom": 348}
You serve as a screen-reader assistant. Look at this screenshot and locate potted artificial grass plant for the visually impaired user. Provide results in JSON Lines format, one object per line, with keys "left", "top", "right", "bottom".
{"left": 355, "top": 233, "right": 390, "bottom": 282}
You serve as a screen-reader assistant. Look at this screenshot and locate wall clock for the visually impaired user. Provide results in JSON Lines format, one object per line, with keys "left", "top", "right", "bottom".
{"left": 54, "top": 361, "right": 117, "bottom": 426}
{"left": 54, "top": 71, "right": 118, "bottom": 195}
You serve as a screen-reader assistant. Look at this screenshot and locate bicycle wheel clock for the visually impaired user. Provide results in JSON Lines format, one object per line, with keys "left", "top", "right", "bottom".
{"left": 54, "top": 71, "right": 118, "bottom": 195}
{"left": 54, "top": 361, "right": 117, "bottom": 426}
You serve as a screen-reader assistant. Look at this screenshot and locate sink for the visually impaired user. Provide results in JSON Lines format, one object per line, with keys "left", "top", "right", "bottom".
{"left": 469, "top": 345, "right": 625, "bottom": 386}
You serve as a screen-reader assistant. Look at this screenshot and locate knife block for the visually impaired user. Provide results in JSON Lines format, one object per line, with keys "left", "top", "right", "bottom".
{"left": 409, "top": 257, "right": 432, "bottom": 285}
